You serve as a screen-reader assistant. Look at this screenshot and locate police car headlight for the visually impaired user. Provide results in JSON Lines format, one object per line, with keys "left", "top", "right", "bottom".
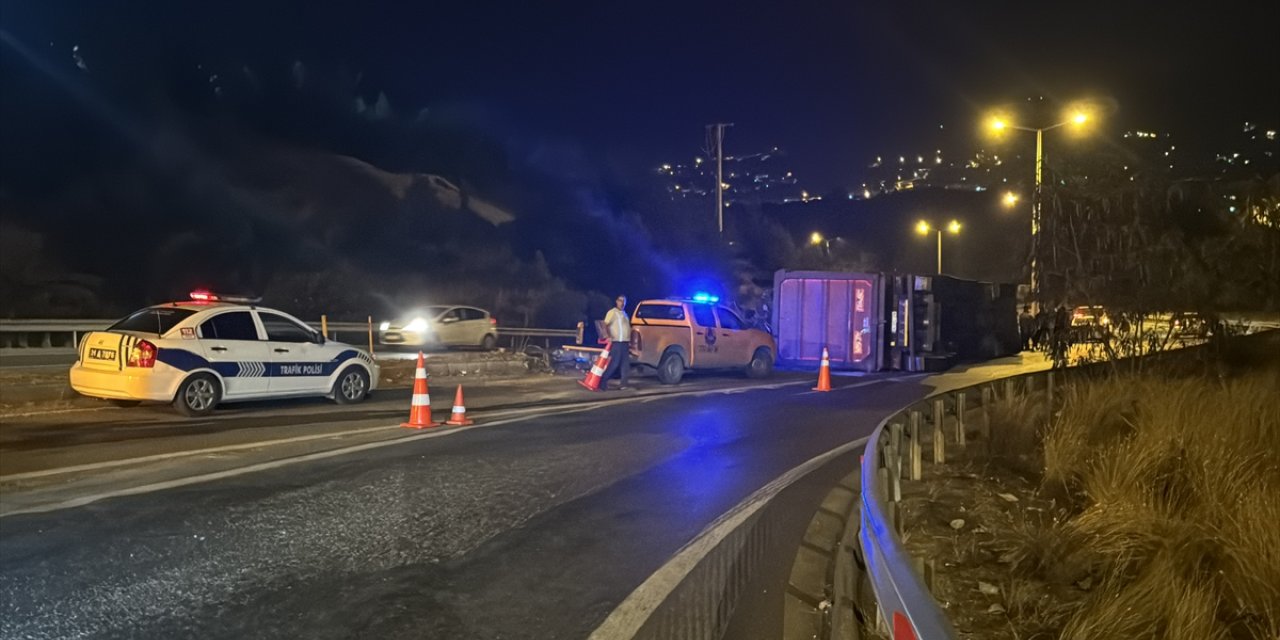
{"left": 379, "top": 321, "right": 390, "bottom": 331}
{"left": 405, "top": 317, "right": 428, "bottom": 332}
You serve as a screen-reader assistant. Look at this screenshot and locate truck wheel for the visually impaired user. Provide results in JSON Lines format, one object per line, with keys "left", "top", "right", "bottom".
{"left": 173, "top": 373, "right": 221, "bottom": 417}
{"left": 333, "top": 367, "right": 370, "bottom": 404}
{"left": 657, "top": 351, "right": 685, "bottom": 385}
{"left": 746, "top": 347, "right": 774, "bottom": 379}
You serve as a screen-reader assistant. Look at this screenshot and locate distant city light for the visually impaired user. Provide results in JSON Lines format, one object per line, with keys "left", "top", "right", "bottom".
{"left": 1003, "top": 192, "right": 1020, "bottom": 207}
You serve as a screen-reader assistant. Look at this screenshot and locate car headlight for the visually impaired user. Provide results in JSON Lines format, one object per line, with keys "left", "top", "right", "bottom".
{"left": 379, "top": 321, "right": 390, "bottom": 331}
{"left": 405, "top": 317, "right": 428, "bottom": 332}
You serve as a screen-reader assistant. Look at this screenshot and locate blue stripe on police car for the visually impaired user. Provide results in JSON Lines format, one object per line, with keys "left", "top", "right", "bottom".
{"left": 156, "top": 349, "right": 362, "bottom": 378}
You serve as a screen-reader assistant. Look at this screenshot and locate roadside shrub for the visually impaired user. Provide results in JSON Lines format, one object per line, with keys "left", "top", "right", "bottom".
{"left": 981, "top": 395, "right": 1046, "bottom": 478}
{"left": 1060, "top": 554, "right": 1228, "bottom": 640}
{"left": 1049, "top": 363, "right": 1280, "bottom": 638}
{"left": 1041, "top": 380, "right": 1139, "bottom": 504}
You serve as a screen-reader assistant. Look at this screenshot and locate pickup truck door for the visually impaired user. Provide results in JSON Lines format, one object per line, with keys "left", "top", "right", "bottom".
{"left": 713, "top": 307, "right": 754, "bottom": 367}
{"left": 688, "top": 303, "right": 722, "bottom": 367}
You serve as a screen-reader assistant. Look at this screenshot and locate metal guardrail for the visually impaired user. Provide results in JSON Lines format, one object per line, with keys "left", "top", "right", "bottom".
{"left": 859, "top": 368, "right": 1064, "bottom": 640}
{"left": 0, "top": 319, "right": 581, "bottom": 348}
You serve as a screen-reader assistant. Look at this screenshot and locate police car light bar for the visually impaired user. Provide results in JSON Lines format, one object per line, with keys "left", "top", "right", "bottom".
{"left": 692, "top": 292, "right": 720, "bottom": 303}
{"left": 189, "top": 290, "right": 262, "bottom": 304}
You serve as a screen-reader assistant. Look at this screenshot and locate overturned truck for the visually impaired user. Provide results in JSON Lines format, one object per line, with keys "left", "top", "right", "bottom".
{"left": 771, "top": 270, "right": 1020, "bottom": 373}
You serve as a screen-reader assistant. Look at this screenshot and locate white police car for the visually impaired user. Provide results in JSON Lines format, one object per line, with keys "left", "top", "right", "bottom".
{"left": 70, "top": 292, "right": 379, "bottom": 416}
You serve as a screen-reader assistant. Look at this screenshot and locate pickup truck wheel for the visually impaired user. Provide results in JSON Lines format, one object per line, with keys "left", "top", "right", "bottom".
{"left": 657, "top": 351, "right": 685, "bottom": 385}
{"left": 746, "top": 347, "right": 774, "bottom": 379}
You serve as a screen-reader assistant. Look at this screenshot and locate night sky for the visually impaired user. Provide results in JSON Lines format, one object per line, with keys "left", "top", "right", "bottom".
{"left": 2, "top": 0, "right": 1276, "bottom": 190}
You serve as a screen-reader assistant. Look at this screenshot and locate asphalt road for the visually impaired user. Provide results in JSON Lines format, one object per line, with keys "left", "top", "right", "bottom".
{"left": 0, "top": 371, "right": 933, "bottom": 639}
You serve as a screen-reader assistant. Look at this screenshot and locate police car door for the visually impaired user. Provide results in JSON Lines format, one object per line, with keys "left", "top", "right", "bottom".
{"left": 196, "top": 310, "right": 273, "bottom": 398}
{"left": 257, "top": 311, "right": 329, "bottom": 394}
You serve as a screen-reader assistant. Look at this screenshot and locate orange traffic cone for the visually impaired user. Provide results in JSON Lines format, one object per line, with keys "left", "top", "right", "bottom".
{"left": 813, "top": 347, "right": 832, "bottom": 392}
{"left": 445, "top": 384, "right": 474, "bottom": 426}
{"left": 578, "top": 341, "right": 611, "bottom": 391}
{"left": 401, "top": 352, "right": 440, "bottom": 429}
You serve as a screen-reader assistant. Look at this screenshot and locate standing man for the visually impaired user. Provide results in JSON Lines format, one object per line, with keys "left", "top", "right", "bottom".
{"left": 598, "top": 295, "right": 631, "bottom": 390}
{"left": 1018, "top": 305, "right": 1035, "bottom": 351}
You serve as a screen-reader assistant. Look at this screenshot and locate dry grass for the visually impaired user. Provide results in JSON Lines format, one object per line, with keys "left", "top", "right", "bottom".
{"left": 970, "top": 363, "right": 1280, "bottom": 639}
{"left": 982, "top": 394, "right": 1047, "bottom": 479}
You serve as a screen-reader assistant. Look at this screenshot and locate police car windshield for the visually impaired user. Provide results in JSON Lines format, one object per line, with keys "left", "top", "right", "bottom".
{"left": 109, "top": 307, "right": 197, "bottom": 335}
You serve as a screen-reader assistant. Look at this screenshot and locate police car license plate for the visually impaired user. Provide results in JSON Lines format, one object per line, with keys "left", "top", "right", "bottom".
{"left": 89, "top": 348, "right": 117, "bottom": 361}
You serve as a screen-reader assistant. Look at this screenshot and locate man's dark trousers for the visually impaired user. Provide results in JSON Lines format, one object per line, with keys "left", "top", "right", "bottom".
{"left": 599, "top": 341, "right": 630, "bottom": 389}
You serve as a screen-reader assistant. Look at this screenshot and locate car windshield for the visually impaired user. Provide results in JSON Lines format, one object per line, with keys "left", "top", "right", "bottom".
{"left": 108, "top": 307, "right": 197, "bottom": 335}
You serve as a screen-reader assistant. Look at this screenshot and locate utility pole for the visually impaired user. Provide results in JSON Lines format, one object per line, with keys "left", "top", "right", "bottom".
{"left": 706, "top": 123, "right": 733, "bottom": 235}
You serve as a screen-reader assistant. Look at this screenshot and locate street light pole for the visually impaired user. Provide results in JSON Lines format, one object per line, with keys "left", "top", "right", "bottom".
{"left": 989, "top": 109, "right": 1090, "bottom": 311}
{"left": 917, "top": 219, "right": 960, "bottom": 275}
{"left": 1032, "top": 127, "right": 1044, "bottom": 301}
{"left": 936, "top": 229, "right": 943, "bottom": 274}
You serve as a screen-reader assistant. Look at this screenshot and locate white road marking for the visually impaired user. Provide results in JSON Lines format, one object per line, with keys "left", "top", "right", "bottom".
{"left": 588, "top": 435, "right": 872, "bottom": 639}
{"left": 1, "top": 378, "right": 882, "bottom": 483}
{"left": 0, "top": 424, "right": 402, "bottom": 482}
{"left": 0, "top": 405, "right": 605, "bottom": 517}
{"left": 0, "top": 375, "right": 906, "bottom": 517}
{"left": 796, "top": 377, "right": 892, "bottom": 395}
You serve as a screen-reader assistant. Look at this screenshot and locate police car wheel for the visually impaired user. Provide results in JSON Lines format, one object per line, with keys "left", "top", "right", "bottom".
{"left": 746, "top": 348, "right": 774, "bottom": 379}
{"left": 333, "top": 367, "right": 370, "bottom": 404}
{"left": 173, "top": 374, "right": 221, "bottom": 417}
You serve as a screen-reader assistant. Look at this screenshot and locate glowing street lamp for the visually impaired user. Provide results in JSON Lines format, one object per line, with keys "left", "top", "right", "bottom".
{"left": 985, "top": 103, "right": 1096, "bottom": 305}
{"left": 916, "top": 219, "right": 961, "bottom": 274}
{"left": 810, "top": 231, "right": 825, "bottom": 246}
{"left": 1003, "top": 191, "right": 1020, "bottom": 208}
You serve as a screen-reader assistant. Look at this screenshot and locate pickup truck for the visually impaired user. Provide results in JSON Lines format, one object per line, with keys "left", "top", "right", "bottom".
{"left": 629, "top": 298, "right": 776, "bottom": 384}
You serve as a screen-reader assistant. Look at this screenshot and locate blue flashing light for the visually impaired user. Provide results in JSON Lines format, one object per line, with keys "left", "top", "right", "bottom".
{"left": 692, "top": 292, "right": 720, "bottom": 303}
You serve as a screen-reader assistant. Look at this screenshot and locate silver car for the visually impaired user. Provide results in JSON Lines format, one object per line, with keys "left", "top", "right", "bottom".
{"left": 379, "top": 305, "right": 499, "bottom": 350}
